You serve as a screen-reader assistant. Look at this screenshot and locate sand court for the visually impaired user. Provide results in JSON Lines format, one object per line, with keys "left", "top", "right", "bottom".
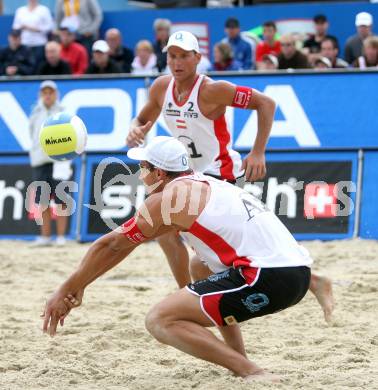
{"left": 0, "top": 239, "right": 377, "bottom": 390}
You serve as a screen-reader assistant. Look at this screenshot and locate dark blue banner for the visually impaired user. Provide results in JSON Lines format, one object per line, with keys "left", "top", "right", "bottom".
{"left": 78, "top": 151, "right": 358, "bottom": 242}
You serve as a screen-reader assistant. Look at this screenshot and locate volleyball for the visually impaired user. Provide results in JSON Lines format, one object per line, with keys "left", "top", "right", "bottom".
{"left": 39, "top": 112, "right": 87, "bottom": 161}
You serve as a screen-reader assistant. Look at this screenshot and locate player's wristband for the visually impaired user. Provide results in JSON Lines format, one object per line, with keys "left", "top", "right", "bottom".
{"left": 121, "top": 216, "right": 147, "bottom": 244}
{"left": 231, "top": 86, "right": 253, "bottom": 109}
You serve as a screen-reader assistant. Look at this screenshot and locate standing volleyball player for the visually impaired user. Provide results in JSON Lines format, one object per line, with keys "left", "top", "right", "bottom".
{"left": 29, "top": 80, "right": 71, "bottom": 246}
{"left": 126, "top": 31, "right": 333, "bottom": 322}
{"left": 127, "top": 31, "right": 274, "bottom": 286}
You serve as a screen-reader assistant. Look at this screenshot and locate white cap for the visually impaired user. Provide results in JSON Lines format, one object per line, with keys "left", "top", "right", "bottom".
{"left": 92, "top": 40, "right": 110, "bottom": 53}
{"left": 127, "top": 136, "right": 190, "bottom": 172}
{"left": 355, "top": 12, "right": 373, "bottom": 27}
{"left": 40, "top": 80, "right": 58, "bottom": 90}
{"left": 163, "top": 31, "right": 200, "bottom": 53}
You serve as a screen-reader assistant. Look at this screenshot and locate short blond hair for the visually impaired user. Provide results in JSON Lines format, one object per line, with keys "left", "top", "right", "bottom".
{"left": 153, "top": 18, "right": 171, "bottom": 31}
{"left": 364, "top": 35, "right": 378, "bottom": 51}
{"left": 136, "top": 40, "right": 154, "bottom": 53}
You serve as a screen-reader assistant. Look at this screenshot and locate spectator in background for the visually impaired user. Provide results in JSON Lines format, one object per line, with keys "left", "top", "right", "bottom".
{"left": 29, "top": 80, "right": 70, "bottom": 247}
{"left": 12, "top": 0, "right": 54, "bottom": 63}
{"left": 210, "top": 42, "right": 242, "bottom": 71}
{"left": 255, "top": 21, "right": 281, "bottom": 69}
{"left": 278, "top": 34, "right": 310, "bottom": 69}
{"left": 303, "top": 15, "right": 338, "bottom": 58}
{"left": 153, "top": 18, "right": 171, "bottom": 72}
{"left": 260, "top": 54, "right": 279, "bottom": 71}
{"left": 353, "top": 36, "right": 378, "bottom": 68}
{"left": 320, "top": 37, "right": 348, "bottom": 68}
{"left": 86, "top": 40, "right": 122, "bottom": 74}
{"left": 55, "top": 0, "right": 103, "bottom": 55}
{"left": 37, "top": 41, "right": 72, "bottom": 75}
{"left": 131, "top": 40, "right": 158, "bottom": 75}
{"left": 0, "top": 29, "right": 35, "bottom": 76}
{"left": 59, "top": 25, "right": 88, "bottom": 75}
{"left": 345, "top": 12, "right": 374, "bottom": 64}
{"left": 313, "top": 56, "right": 332, "bottom": 70}
{"left": 105, "top": 28, "right": 134, "bottom": 73}
{"left": 222, "top": 17, "right": 253, "bottom": 70}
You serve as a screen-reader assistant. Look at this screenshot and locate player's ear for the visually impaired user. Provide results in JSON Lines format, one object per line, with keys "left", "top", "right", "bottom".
{"left": 156, "top": 168, "right": 166, "bottom": 180}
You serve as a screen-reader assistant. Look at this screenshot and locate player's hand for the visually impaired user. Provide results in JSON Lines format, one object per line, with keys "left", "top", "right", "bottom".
{"left": 59, "top": 289, "right": 85, "bottom": 326}
{"left": 126, "top": 121, "right": 153, "bottom": 147}
{"left": 242, "top": 152, "right": 266, "bottom": 182}
{"left": 42, "top": 290, "right": 70, "bottom": 336}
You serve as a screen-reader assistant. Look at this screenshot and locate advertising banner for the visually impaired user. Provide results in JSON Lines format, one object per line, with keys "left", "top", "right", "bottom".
{"left": 79, "top": 154, "right": 142, "bottom": 241}
{"left": 1, "top": 73, "right": 377, "bottom": 154}
{"left": 78, "top": 151, "right": 358, "bottom": 242}
{"left": 360, "top": 151, "right": 378, "bottom": 239}
{"left": 0, "top": 155, "right": 80, "bottom": 239}
{"left": 246, "top": 152, "right": 358, "bottom": 240}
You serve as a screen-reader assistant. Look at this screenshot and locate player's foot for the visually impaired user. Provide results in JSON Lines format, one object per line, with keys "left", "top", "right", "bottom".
{"left": 311, "top": 275, "right": 335, "bottom": 323}
{"left": 30, "top": 236, "right": 52, "bottom": 247}
{"left": 55, "top": 236, "right": 67, "bottom": 246}
{"left": 244, "top": 370, "right": 281, "bottom": 383}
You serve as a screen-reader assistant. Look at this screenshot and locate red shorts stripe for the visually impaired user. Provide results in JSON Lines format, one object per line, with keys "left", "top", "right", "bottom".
{"left": 201, "top": 293, "right": 224, "bottom": 326}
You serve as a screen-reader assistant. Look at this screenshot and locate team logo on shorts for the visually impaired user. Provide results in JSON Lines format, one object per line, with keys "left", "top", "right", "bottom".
{"left": 241, "top": 293, "right": 269, "bottom": 313}
{"left": 224, "top": 315, "right": 238, "bottom": 325}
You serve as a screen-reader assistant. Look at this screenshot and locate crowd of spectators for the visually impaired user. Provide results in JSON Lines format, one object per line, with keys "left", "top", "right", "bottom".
{"left": 0, "top": 0, "right": 377, "bottom": 77}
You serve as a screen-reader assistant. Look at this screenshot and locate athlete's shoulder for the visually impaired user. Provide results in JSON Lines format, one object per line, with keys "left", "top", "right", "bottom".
{"left": 148, "top": 75, "right": 172, "bottom": 104}
{"left": 150, "top": 75, "right": 173, "bottom": 91}
{"left": 200, "top": 77, "right": 236, "bottom": 102}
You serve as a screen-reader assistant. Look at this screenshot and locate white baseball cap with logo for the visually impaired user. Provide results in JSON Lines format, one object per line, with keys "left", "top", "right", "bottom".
{"left": 127, "top": 136, "right": 190, "bottom": 172}
{"left": 163, "top": 31, "right": 200, "bottom": 53}
{"left": 355, "top": 12, "right": 373, "bottom": 26}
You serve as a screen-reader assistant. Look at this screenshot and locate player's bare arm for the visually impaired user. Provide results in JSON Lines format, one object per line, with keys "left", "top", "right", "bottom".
{"left": 202, "top": 80, "right": 276, "bottom": 182}
{"left": 42, "top": 178, "right": 206, "bottom": 336}
{"left": 126, "top": 76, "right": 171, "bottom": 147}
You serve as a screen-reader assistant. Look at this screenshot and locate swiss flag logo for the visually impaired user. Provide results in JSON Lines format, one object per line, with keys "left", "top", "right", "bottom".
{"left": 304, "top": 183, "right": 338, "bottom": 219}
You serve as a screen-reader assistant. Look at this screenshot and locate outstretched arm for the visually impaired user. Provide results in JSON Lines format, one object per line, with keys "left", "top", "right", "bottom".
{"left": 42, "top": 191, "right": 174, "bottom": 336}
{"left": 42, "top": 230, "right": 138, "bottom": 336}
{"left": 126, "top": 76, "right": 170, "bottom": 147}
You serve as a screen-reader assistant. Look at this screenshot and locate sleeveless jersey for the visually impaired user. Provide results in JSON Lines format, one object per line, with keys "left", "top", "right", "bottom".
{"left": 177, "top": 173, "right": 313, "bottom": 273}
{"left": 162, "top": 74, "right": 242, "bottom": 181}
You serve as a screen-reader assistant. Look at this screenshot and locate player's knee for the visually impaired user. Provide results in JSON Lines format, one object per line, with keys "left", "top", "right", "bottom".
{"left": 156, "top": 232, "right": 182, "bottom": 247}
{"left": 145, "top": 304, "right": 171, "bottom": 342}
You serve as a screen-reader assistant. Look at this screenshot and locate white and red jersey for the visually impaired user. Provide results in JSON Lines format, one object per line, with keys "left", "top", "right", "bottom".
{"left": 177, "top": 174, "right": 313, "bottom": 273}
{"left": 162, "top": 74, "right": 242, "bottom": 181}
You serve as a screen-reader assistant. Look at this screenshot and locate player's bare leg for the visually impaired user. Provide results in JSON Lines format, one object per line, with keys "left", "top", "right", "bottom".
{"left": 41, "top": 207, "right": 52, "bottom": 238}
{"left": 145, "top": 289, "right": 279, "bottom": 381}
{"left": 190, "top": 256, "right": 247, "bottom": 357}
{"left": 309, "top": 273, "right": 334, "bottom": 323}
{"left": 157, "top": 231, "right": 191, "bottom": 288}
{"left": 56, "top": 204, "right": 68, "bottom": 236}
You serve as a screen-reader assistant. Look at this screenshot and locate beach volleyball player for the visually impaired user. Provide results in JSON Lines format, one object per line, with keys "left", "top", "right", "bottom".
{"left": 43, "top": 137, "right": 331, "bottom": 381}
{"left": 126, "top": 31, "right": 334, "bottom": 321}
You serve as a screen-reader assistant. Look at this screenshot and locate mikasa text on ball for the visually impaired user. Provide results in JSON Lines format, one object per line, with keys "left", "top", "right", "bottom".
{"left": 39, "top": 112, "right": 87, "bottom": 161}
